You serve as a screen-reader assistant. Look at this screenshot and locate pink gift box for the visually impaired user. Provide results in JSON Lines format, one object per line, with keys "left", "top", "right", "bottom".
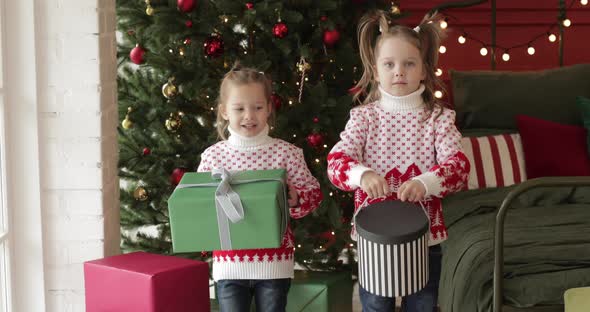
{"left": 84, "top": 251, "right": 210, "bottom": 312}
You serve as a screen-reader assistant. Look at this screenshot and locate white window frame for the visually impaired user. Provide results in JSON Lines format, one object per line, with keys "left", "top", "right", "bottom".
{"left": 3, "top": 1, "right": 46, "bottom": 311}
{"left": 0, "top": 1, "right": 12, "bottom": 311}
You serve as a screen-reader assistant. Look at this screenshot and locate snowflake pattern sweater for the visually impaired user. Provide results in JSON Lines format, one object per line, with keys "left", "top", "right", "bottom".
{"left": 327, "top": 85, "right": 470, "bottom": 246}
{"left": 197, "top": 125, "right": 323, "bottom": 281}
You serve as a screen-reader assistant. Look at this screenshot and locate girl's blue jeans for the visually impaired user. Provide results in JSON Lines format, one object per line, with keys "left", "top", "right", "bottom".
{"left": 359, "top": 245, "right": 442, "bottom": 312}
{"left": 216, "top": 278, "right": 291, "bottom": 312}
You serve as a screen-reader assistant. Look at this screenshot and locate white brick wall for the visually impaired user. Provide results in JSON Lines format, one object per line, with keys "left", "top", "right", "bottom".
{"left": 35, "top": 0, "right": 118, "bottom": 311}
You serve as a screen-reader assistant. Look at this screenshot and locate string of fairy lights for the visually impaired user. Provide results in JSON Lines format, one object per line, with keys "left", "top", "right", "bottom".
{"left": 431, "top": 0, "right": 588, "bottom": 99}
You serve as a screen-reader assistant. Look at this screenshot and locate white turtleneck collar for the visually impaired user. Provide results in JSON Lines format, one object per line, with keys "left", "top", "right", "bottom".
{"left": 378, "top": 84, "right": 425, "bottom": 112}
{"left": 227, "top": 124, "right": 273, "bottom": 149}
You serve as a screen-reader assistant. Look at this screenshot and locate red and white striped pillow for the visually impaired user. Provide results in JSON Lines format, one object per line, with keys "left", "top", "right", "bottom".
{"left": 461, "top": 133, "right": 527, "bottom": 189}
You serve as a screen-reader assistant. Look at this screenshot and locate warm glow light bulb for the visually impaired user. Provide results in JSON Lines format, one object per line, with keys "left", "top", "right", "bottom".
{"left": 548, "top": 33, "right": 557, "bottom": 42}
{"left": 458, "top": 35, "right": 466, "bottom": 44}
{"left": 434, "top": 91, "right": 443, "bottom": 98}
{"left": 435, "top": 68, "right": 443, "bottom": 76}
{"left": 563, "top": 19, "right": 571, "bottom": 27}
{"left": 582, "top": 0, "right": 588, "bottom": 5}
{"left": 439, "top": 45, "right": 447, "bottom": 53}
{"left": 440, "top": 20, "right": 448, "bottom": 29}
{"left": 502, "top": 52, "right": 510, "bottom": 61}
{"left": 527, "top": 46, "right": 535, "bottom": 55}
{"left": 480, "top": 47, "right": 488, "bottom": 56}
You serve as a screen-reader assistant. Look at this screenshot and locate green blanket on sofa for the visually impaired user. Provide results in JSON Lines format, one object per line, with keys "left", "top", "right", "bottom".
{"left": 438, "top": 186, "right": 590, "bottom": 312}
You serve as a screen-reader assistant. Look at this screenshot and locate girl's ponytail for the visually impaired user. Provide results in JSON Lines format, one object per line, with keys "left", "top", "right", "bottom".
{"left": 353, "top": 10, "right": 391, "bottom": 105}
{"left": 414, "top": 13, "right": 446, "bottom": 110}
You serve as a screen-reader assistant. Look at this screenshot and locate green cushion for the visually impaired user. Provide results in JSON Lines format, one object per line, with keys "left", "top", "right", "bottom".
{"left": 576, "top": 96, "right": 590, "bottom": 155}
{"left": 564, "top": 287, "right": 590, "bottom": 312}
{"left": 451, "top": 64, "right": 590, "bottom": 130}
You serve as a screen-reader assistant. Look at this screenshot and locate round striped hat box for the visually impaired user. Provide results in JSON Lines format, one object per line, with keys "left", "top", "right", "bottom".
{"left": 356, "top": 200, "right": 429, "bottom": 297}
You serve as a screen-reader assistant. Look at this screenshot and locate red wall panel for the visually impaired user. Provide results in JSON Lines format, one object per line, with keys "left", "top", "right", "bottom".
{"left": 392, "top": 0, "right": 590, "bottom": 102}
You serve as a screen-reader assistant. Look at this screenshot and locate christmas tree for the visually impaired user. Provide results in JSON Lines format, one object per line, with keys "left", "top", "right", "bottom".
{"left": 117, "top": 0, "right": 400, "bottom": 271}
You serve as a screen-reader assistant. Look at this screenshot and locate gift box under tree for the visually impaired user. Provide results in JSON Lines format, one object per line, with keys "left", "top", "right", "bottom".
{"left": 168, "top": 168, "right": 288, "bottom": 252}
{"left": 286, "top": 270, "right": 354, "bottom": 312}
{"left": 84, "top": 251, "right": 209, "bottom": 312}
{"left": 210, "top": 270, "right": 354, "bottom": 312}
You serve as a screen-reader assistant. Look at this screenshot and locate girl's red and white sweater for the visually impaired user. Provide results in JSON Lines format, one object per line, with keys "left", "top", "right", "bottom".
{"left": 197, "top": 125, "right": 323, "bottom": 281}
{"left": 327, "top": 85, "right": 470, "bottom": 246}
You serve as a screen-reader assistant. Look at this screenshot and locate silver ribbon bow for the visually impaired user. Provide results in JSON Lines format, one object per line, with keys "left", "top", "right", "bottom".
{"left": 211, "top": 168, "right": 245, "bottom": 250}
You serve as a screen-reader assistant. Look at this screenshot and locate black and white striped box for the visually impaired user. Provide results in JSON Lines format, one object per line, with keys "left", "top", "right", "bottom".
{"left": 356, "top": 200, "right": 429, "bottom": 298}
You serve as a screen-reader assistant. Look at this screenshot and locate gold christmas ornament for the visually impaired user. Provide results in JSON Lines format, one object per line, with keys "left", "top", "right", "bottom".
{"left": 179, "top": 47, "right": 186, "bottom": 56}
{"left": 296, "top": 57, "right": 310, "bottom": 103}
{"left": 165, "top": 112, "right": 182, "bottom": 132}
{"left": 122, "top": 116, "right": 133, "bottom": 129}
{"left": 145, "top": 0, "right": 154, "bottom": 15}
{"left": 122, "top": 107, "right": 133, "bottom": 129}
{"left": 297, "top": 61, "right": 311, "bottom": 73}
{"left": 162, "top": 80, "right": 178, "bottom": 99}
{"left": 134, "top": 186, "right": 148, "bottom": 201}
{"left": 390, "top": 1, "right": 401, "bottom": 15}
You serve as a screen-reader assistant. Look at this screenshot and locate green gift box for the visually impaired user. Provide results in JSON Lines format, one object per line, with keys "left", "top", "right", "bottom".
{"left": 210, "top": 270, "right": 354, "bottom": 312}
{"left": 168, "top": 168, "right": 288, "bottom": 252}
{"left": 286, "top": 270, "right": 353, "bottom": 312}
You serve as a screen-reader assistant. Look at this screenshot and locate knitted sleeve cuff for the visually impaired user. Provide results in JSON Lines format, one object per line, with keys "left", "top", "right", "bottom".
{"left": 412, "top": 171, "right": 441, "bottom": 198}
{"left": 348, "top": 165, "right": 373, "bottom": 188}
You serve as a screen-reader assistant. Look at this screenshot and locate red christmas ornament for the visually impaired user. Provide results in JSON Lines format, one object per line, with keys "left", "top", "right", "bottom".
{"left": 318, "top": 230, "right": 337, "bottom": 249}
{"left": 177, "top": 0, "right": 196, "bottom": 13}
{"left": 185, "top": 20, "right": 193, "bottom": 28}
{"left": 271, "top": 94, "right": 282, "bottom": 110}
{"left": 245, "top": 2, "right": 254, "bottom": 10}
{"left": 313, "top": 117, "right": 319, "bottom": 123}
{"left": 142, "top": 147, "right": 151, "bottom": 156}
{"left": 323, "top": 29, "right": 341, "bottom": 47}
{"left": 320, "top": 16, "right": 328, "bottom": 22}
{"left": 130, "top": 45, "right": 146, "bottom": 65}
{"left": 318, "top": 231, "right": 333, "bottom": 240}
{"left": 272, "top": 22, "right": 289, "bottom": 39}
{"left": 170, "top": 168, "right": 187, "bottom": 185}
{"left": 184, "top": 37, "right": 191, "bottom": 45}
{"left": 203, "top": 34, "right": 224, "bottom": 58}
{"left": 306, "top": 133, "right": 324, "bottom": 148}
